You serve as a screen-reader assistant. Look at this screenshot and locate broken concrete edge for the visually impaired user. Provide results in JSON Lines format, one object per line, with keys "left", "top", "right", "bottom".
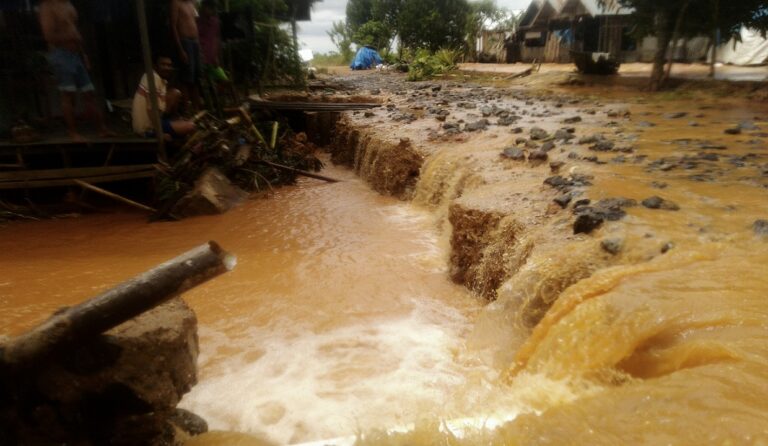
{"left": 0, "top": 298, "right": 208, "bottom": 445}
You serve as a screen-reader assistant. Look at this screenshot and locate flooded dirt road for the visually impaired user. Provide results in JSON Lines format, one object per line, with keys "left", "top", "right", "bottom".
{"left": 3, "top": 69, "right": 768, "bottom": 445}
{"left": 0, "top": 161, "right": 528, "bottom": 445}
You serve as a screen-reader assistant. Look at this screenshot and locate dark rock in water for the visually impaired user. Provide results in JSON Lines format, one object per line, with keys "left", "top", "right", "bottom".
{"left": 481, "top": 105, "right": 494, "bottom": 117}
{"left": 573, "top": 198, "right": 591, "bottom": 208}
{"left": 541, "top": 141, "right": 556, "bottom": 152}
{"left": 698, "top": 152, "right": 719, "bottom": 161}
{"left": 637, "top": 121, "right": 656, "bottom": 128}
{"left": 688, "top": 121, "right": 700, "bottom": 127}
{"left": 554, "top": 193, "right": 573, "bottom": 208}
{"left": 739, "top": 121, "right": 759, "bottom": 130}
{"left": 516, "top": 137, "right": 528, "bottom": 145}
{"left": 369, "top": 89, "right": 381, "bottom": 95}
{"left": 642, "top": 196, "right": 680, "bottom": 211}
{"left": 601, "top": 238, "right": 623, "bottom": 255}
{"left": 497, "top": 115, "right": 518, "bottom": 126}
{"left": 529, "top": 150, "right": 548, "bottom": 162}
{"left": 442, "top": 122, "right": 459, "bottom": 130}
{"left": 364, "top": 111, "right": 375, "bottom": 118}
{"left": 510, "top": 127, "right": 524, "bottom": 134}
{"left": 501, "top": 147, "right": 526, "bottom": 161}
{"left": 550, "top": 161, "right": 565, "bottom": 173}
{"left": 754, "top": 219, "right": 768, "bottom": 236}
{"left": 665, "top": 112, "right": 688, "bottom": 119}
{"left": 464, "top": 119, "right": 491, "bottom": 132}
{"left": 590, "top": 140, "right": 615, "bottom": 152}
{"left": 431, "top": 84, "right": 442, "bottom": 92}
{"left": 661, "top": 242, "right": 675, "bottom": 254}
{"left": 579, "top": 134, "right": 603, "bottom": 144}
{"left": 436, "top": 114, "right": 448, "bottom": 122}
{"left": 583, "top": 155, "right": 599, "bottom": 163}
{"left": 525, "top": 140, "right": 540, "bottom": 149}
{"left": 170, "top": 409, "right": 209, "bottom": 436}
{"left": 544, "top": 175, "right": 569, "bottom": 189}
{"left": 725, "top": 127, "right": 742, "bottom": 135}
{"left": 598, "top": 197, "right": 637, "bottom": 210}
{"left": 574, "top": 211, "right": 604, "bottom": 234}
{"left": 699, "top": 143, "right": 728, "bottom": 150}
{"left": 568, "top": 152, "right": 580, "bottom": 160}
{"left": 554, "top": 129, "right": 575, "bottom": 141}
{"left": 563, "top": 116, "right": 582, "bottom": 124}
{"left": 651, "top": 181, "right": 668, "bottom": 189}
{"left": 530, "top": 127, "right": 550, "bottom": 140}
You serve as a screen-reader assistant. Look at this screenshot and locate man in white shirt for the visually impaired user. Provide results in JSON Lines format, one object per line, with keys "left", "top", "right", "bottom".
{"left": 132, "top": 56, "right": 195, "bottom": 138}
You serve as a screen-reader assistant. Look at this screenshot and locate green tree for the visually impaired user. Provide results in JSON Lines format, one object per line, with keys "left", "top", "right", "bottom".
{"left": 328, "top": 20, "right": 354, "bottom": 62}
{"left": 353, "top": 20, "right": 395, "bottom": 53}
{"left": 346, "top": 0, "right": 375, "bottom": 33}
{"left": 397, "top": 0, "right": 471, "bottom": 52}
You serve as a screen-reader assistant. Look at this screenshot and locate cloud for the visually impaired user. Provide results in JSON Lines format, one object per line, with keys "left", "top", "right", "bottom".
{"left": 297, "top": 0, "right": 533, "bottom": 54}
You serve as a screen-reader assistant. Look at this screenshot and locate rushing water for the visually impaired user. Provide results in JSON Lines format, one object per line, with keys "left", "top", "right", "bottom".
{"left": 3, "top": 87, "right": 768, "bottom": 445}
{"left": 0, "top": 162, "right": 527, "bottom": 445}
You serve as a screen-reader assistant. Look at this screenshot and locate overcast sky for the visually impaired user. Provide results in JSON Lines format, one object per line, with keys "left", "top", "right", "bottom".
{"left": 297, "top": 0, "right": 533, "bottom": 54}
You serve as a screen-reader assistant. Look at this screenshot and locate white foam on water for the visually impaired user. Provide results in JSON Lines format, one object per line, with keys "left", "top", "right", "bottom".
{"left": 180, "top": 294, "right": 508, "bottom": 445}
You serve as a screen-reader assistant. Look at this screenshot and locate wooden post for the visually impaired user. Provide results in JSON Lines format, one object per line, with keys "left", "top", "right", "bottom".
{"left": 136, "top": 0, "right": 168, "bottom": 162}
{"left": 0, "top": 242, "right": 235, "bottom": 368}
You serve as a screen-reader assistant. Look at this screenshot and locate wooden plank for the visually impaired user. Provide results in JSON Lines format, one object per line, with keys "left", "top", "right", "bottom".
{"left": 0, "top": 137, "right": 159, "bottom": 148}
{"left": 74, "top": 180, "right": 157, "bottom": 213}
{"left": 0, "top": 170, "right": 155, "bottom": 189}
{"left": 0, "top": 164, "right": 156, "bottom": 182}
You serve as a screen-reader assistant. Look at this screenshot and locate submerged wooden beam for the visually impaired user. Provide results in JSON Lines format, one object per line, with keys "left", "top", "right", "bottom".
{"left": 73, "top": 180, "right": 157, "bottom": 213}
{"left": 258, "top": 159, "right": 340, "bottom": 183}
{"left": 0, "top": 242, "right": 236, "bottom": 368}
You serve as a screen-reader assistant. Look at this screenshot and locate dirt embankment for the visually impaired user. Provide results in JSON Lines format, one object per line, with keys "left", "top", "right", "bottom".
{"left": 325, "top": 70, "right": 768, "bottom": 324}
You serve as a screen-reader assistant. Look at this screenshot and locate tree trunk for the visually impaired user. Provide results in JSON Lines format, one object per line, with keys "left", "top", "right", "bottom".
{"left": 710, "top": 0, "right": 720, "bottom": 78}
{"left": 650, "top": 9, "right": 672, "bottom": 91}
{"left": 663, "top": 0, "right": 692, "bottom": 85}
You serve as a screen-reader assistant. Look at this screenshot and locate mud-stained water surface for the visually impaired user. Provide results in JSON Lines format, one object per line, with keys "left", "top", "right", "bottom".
{"left": 3, "top": 72, "right": 768, "bottom": 445}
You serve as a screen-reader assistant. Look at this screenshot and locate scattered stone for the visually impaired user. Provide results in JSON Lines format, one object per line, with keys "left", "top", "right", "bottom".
{"left": 464, "top": 119, "right": 491, "bottom": 132}
{"left": 754, "top": 219, "right": 768, "bottom": 236}
{"left": 698, "top": 152, "right": 719, "bottom": 161}
{"left": 665, "top": 112, "right": 688, "bottom": 119}
{"left": 637, "top": 121, "right": 656, "bottom": 128}
{"left": 170, "top": 409, "right": 209, "bottom": 437}
{"left": 661, "top": 242, "right": 675, "bottom": 254}
{"left": 641, "top": 196, "right": 680, "bottom": 211}
{"left": 172, "top": 167, "right": 249, "bottom": 217}
{"left": 510, "top": 127, "right": 524, "bottom": 134}
{"left": 600, "top": 238, "right": 623, "bottom": 255}
{"left": 497, "top": 115, "right": 518, "bottom": 126}
{"left": 501, "top": 147, "right": 526, "bottom": 161}
{"left": 554, "top": 193, "right": 572, "bottom": 208}
{"left": 541, "top": 141, "right": 556, "bottom": 152}
{"left": 530, "top": 127, "right": 550, "bottom": 140}
{"left": 442, "top": 122, "right": 459, "bottom": 130}
{"left": 364, "top": 111, "right": 375, "bottom": 118}
{"left": 369, "top": 89, "right": 381, "bottom": 95}
{"left": 480, "top": 105, "right": 494, "bottom": 117}
{"left": 607, "top": 108, "right": 630, "bottom": 118}
{"left": 573, "top": 212, "right": 604, "bottom": 234}
{"left": 725, "top": 127, "right": 742, "bottom": 135}
{"left": 550, "top": 161, "right": 565, "bottom": 173}
{"left": 651, "top": 181, "right": 668, "bottom": 189}
{"left": 579, "top": 134, "right": 603, "bottom": 144}
{"left": 590, "top": 140, "right": 615, "bottom": 152}
{"left": 529, "top": 150, "right": 548, "bottom": 162}
{"left": 739, "top": 121, "right": 759, "bottom": 130}
{"left": 563, "top": 116, "right": 582, "bottom": 124}
{"left": 554, "top": 129, "right": 575, "bottom": 141}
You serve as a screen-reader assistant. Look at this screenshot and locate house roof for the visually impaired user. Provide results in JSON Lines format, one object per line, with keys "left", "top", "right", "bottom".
{"left": 520, "top": 0, "right": 565, "bottom": 28}
{"left": 557, "top": 0, "right": 633, "bottom": 18}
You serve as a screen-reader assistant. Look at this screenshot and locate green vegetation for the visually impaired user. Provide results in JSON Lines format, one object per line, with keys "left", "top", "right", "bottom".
{"left": 405, "top": 48, "right": 461, "bottom": 81}
{"left": 311, "top": 52, "right": 351, "bottom": 67}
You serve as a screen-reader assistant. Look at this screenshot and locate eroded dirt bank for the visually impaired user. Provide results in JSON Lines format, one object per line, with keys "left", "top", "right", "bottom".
{"left": 326, "top": 69, "right": 768, "bottom": 443}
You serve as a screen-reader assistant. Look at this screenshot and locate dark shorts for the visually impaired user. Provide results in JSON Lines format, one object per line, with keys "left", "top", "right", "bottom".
{"left": 178, "top": 38, "right": 202, "bottom": 85}
{"left": 144, "top": 118, "right": 179, "bottom": 139}
{"left": 47, "top": 48, "right": 94, "bottom": 93}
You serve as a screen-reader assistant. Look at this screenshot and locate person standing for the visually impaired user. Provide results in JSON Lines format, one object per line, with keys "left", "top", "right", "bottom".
{"left": 38, "top": 0, "right": 113, "bottom": 142}
{"left": 171, "top": 0, "right": 202, "bottom": 111}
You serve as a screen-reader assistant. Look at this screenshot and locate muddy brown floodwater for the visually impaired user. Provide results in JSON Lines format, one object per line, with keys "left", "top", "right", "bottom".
{"left": 3, "top": 73, "right": 768, "bottom": 446}
{"left": 1, "top": 160, "right": 556, "bottom": 445}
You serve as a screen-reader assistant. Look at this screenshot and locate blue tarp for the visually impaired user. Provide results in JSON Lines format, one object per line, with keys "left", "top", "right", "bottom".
{"left": 350, "top": 46, "right": 382, "bottom": 70}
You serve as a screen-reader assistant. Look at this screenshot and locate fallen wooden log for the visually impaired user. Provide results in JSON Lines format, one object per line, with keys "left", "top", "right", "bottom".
{"left": 0, "top": 241, "right": 235, "bottom": 368}
{"left": 74, "top": 180, "right": 157, "bottom": 213}
{"left": 257, "top": 159, "right": 341, "bottom": 183}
